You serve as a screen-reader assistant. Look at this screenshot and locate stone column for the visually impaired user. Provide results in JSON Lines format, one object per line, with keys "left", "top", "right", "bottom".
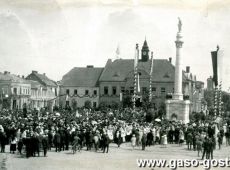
{"left": 173, "top": 30, "right": 184, "bottom": 100}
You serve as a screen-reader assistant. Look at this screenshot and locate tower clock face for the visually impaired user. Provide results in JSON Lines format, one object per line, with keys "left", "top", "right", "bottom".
{"left": 143, "top": 51, "right": 146, "bottom": 55}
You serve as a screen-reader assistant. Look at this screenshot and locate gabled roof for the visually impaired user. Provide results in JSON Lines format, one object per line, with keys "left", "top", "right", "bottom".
{"left": 151, "top": 59, "right": 175, "bottom": 82}
{"left": 99, "top": 59, "right": 151, "bottom": 82}
{"left": 151, "top": 59, "right": 188, "bottom": 82}
{"left": 0, "top": 72, "right": 29, "bottom": 84}
{"left": 61, "top": 67, "right": 103, "bottom": 87}
{"left": 27, "top": 80, "right": 42, "bottom": 89}
{"left": 99, "top": 59, "right": 188, "bottom": 83}
{"left": 26, "top": 72, "right": 57, "bottom": 87}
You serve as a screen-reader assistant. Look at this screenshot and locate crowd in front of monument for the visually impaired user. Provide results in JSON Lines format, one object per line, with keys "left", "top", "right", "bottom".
{"left": 0, "top": 107, "right": 230, "bottom": 160}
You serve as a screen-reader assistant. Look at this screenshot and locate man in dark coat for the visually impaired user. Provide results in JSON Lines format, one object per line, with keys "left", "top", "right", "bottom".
{"left": 141, "top": 133, "right": 147, "bottom": 150}
{"left": 187, "top": 132, "right": 193, "bottom": 150}
{"left": 0, "top": 130, "right": 7, "bottom": 153}
{"left": 146, "top": 130, "right": 153, "bottom": 147}
{"left": 102, "top": 133, "right": 110, "bottom": 153}
{"left": 54, "top": 131, "right": 61, "bottom": 152}
{"left": 48, "top": 130, "right": 53, "bottom": 150}
{"left": 202, "top": 137, "right": 209, "bottom": 160}
{"left": 64, "top": 129, "right": 70, "bottom": 150}
{"left": 42, "top": 135, "right": 49, "bottom": 157}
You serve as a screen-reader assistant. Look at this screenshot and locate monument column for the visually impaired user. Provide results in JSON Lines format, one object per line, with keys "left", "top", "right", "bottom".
{"left": 173, "top": 18, "right": 184, "bottom": 100}
{"left": 165, "top": 18, "right": 190, "bottom": 124}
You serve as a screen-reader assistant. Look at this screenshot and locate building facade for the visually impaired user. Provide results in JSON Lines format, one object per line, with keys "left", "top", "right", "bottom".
{"left": 0, "top": 71, "right": 31, "bottom": 110}
{"left": 59, "top": 66, "right": 103, "bottom": 108}
{"left": 26, "top": 71, "right": 58, "bottom": 111}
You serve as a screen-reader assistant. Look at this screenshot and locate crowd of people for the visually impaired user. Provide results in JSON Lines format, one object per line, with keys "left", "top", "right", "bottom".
{"left": 0, "top": 107, "right": 230, "bottom": 160}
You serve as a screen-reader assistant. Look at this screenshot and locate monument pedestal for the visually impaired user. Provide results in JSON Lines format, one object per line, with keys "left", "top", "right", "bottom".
{"left": 165, "top": 99, "right": 190, "bottom": 124}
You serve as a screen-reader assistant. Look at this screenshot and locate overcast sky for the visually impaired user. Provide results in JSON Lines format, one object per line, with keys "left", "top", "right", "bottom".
{"left": 0, "top": 0, "right": 230, "bottom": 91}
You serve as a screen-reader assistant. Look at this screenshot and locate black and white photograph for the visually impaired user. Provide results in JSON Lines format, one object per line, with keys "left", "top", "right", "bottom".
{"left": 0, "top": 0, "right": 230, "bottom": 169}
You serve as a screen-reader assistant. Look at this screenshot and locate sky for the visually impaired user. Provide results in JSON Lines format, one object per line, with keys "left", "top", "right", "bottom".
{"left": 0, "top": 0, "right": 230, "bottom": 91}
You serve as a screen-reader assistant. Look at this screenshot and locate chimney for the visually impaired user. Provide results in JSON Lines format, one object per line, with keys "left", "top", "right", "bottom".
{"left": 87, "top": 65, "right": 94, "bottom": 68}
{"left": 22, "top": 75, "right": 24, "bottom": 79}
{"left": 169, "top": 57, "right": 172, "bottom": 63}
{"left": 186, "top": 66, "right": 190, "bottom": 73}
{"left": 43, "top": 73, "right": 46, "bottom": 76}
{"left": 32, "top": 70, "right": 38, "bottom": 74}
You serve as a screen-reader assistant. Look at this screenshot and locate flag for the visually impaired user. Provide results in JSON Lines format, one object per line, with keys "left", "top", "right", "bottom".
{"left": 211, "top": 50, "right": 218, "bottom": 86}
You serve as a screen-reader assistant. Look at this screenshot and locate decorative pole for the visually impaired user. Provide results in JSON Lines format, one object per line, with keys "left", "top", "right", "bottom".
{"left": 214, "top": 85, "right": 218, "bottom": 117}
{"left": 149, "top": 52, "right": 154, "bottom": 102}
{"left": 218, "top": 81, "right": 222, "bottom": 116}
{"left": 133, "top": 44, "right": 139, "bottom": 109}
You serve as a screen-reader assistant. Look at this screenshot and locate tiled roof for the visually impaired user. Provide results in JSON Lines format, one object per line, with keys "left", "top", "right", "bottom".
{"left": 151, "top": 59, "right": 175, "bottom": 82}
{"left": 99, "top": 59, "right": 188, "bottom": 83}
{"left": 0, "top": 72, "right": 29, "bottom": 84}
{"left": 99, "top": 59, "right": 151, "bottom": 82}
{"left": 26, "top": 72, "right": 57, "bottom": 87}
{"left": 61, "top": 67, "right": 104, "bottom": 87}
{"left": 27, "top": 80, "right": 42, "bottom": 89}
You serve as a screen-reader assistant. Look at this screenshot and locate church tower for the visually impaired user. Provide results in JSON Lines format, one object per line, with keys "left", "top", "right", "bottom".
{"left": 141, "top": 38, "right": 149, "bottom": 62}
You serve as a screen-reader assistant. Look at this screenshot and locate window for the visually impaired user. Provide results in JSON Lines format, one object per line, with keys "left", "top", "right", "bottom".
{"left": 112, "top": 86, "right": 117, "bottom": 95}
{"left": 151, "top": 87, "right": 156, "bottom": 92}
{"left": 104, "top": 86, "right": 108, "bottom": 95}
{"left": 13, "top": 88, "right": 17, "bottom": 95}
{"left": 93, "top": 102, "right": 97, "bottom": 108}
{"left": 142, "top": 87, "right": 147, "bottom": 94}
{"left": 129, "top": 87, "right": 134, "bottom": 94}
{"left": 161, "top": 87, "right": 166, "bottom": 93}
{"left": 93, "top": 90, "right": 97, "bottom": 95}
{"left": 74, "top": 89, "right": 78, "bottom": 95}
{"left": 66, "top": 89, "right": 70, "bottom": 95}
{"left": 85, "top": 90, "right": 89, "bottom": 95}
{"left": 121, "top": 86, "right": 125, "bottom": 93}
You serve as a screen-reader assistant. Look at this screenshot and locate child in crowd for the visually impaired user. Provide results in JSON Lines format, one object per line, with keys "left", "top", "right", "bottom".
{"left": 131, "top": 134, "right": 136, "bottom": 150}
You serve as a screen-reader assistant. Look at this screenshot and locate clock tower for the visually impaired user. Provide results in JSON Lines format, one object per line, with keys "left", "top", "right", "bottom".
{"left": 141, "top": 39, "right": 149, "bottom": 62}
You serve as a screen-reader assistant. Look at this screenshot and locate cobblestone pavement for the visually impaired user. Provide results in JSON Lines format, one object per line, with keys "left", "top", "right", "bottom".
{"left": 1, "top": 143, "right": 230, "bottom": 170}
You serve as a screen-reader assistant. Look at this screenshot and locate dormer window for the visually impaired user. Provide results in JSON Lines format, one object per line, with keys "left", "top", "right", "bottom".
{"left": 164, "top": 72, "right": 170, "bottom": 78}
{"left": 113, "top": 71, "right": 120, "bottom": 77}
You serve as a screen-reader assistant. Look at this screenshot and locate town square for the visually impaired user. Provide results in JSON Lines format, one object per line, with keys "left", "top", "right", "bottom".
{"left": 1, "top": 1, "right": 230, "bottom": 170}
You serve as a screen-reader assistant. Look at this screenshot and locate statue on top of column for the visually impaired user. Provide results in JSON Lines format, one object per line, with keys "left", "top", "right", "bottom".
{"left": 178, "top": 17, "right": 182, "bottom": 33}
